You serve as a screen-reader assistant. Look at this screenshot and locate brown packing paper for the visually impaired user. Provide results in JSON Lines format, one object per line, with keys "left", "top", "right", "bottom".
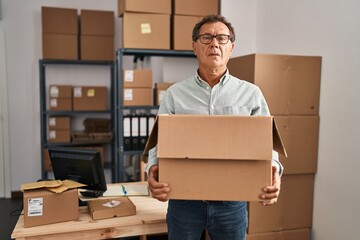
{"left": 21, "top": 180, "right": 62, "bottom": 191}
{"left": 21, "top": 179, "right": 86, "bottom": 193}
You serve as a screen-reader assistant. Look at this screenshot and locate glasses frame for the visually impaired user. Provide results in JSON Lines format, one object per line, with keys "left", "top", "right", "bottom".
{"left": 197, "top": 34, "right": 231, "bottom": 45}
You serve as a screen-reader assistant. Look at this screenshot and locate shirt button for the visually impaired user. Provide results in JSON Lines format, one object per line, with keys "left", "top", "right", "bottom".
{"left": 206, "top": 86, "right": 210, "bottom": 90}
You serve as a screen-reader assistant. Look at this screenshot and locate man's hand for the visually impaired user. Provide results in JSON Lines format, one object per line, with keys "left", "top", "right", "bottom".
{"left": 148, "top": 165, "right": 170, "bottom": 202}
{"left": 259, "top": 166, "right": 281, "bottom": 206}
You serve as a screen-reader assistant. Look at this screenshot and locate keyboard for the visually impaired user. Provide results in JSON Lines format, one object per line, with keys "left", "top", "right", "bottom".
{"left": 80, "top": 189, "right": 104, "bottom": 198}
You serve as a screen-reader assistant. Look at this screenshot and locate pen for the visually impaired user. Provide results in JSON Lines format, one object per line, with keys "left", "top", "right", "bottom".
{"left": 121, "top": 185, "right": 127, "bottom": 196}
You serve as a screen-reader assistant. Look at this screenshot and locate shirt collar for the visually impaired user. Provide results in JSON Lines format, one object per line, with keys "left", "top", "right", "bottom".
{"left": 195, "top": 69, "right": 230, "bottom": 87}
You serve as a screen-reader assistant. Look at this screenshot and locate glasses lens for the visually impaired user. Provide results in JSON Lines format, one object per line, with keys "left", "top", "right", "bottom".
{"left": 200, "top": 34, "right": 213, "bottom": 44}
{"left": 216, "top": 35, "right": 230, "bottom": 44}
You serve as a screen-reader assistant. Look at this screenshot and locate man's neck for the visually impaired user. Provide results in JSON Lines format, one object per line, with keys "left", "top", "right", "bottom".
{"left": 198, "top": 66, "right": 227, "bottom": 88}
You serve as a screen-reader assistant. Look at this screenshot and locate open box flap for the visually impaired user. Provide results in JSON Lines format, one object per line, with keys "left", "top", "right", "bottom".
{"left": 273, "top": 119, "right": 287, "bottom": 158}
{"left": 144, "top": 115, "right": 287, "bottom": 161}
{"left": 143, "top": 115, "right": 159, "bottom": 156}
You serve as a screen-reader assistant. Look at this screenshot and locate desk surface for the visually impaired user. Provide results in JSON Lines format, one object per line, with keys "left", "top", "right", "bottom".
{"left": 11, "top": 196, "right": 168, "bottom": 240}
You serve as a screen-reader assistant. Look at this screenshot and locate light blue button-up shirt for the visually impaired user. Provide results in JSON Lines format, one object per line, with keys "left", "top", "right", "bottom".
{"left": 145, "top": 70, "right": 283, "bottom": 174}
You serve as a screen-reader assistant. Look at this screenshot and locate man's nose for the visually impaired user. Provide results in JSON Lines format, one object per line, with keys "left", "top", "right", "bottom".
{"left": 210, "top": 37, "right": 220, "bottom": 47}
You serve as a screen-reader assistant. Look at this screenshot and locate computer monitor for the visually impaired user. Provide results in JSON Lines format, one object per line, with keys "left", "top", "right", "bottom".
{"left": 48, "top": 147, "right": 107, "bottom": 193}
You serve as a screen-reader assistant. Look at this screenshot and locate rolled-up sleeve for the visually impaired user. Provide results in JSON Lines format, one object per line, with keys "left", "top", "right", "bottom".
{"left": 145, "top": 145, "right": 159, "bottom": 175}
{"left": 271, "top": 150, "right": 284, "bottom": 176}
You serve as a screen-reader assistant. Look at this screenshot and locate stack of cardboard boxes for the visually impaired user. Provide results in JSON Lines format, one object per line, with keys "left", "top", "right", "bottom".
{"left": 119, "top": 0, "right": 219, "bottom": 51}
{"left": 48, "top": 85, "right": 72, "bottom": 143}
{"left": 42, "top": 6, "right": 115, "bottom": 61}
{"left": 123, "top": 69, "right": 153, "bottom": 106}
{"left": 119, "top": 0, "right": 172, "bottom": 50}
{"left": 80, "top": 10, "right": 115, "bottom": 61}
{"left": 228, "top": 53, "right": 322, "bottom": 240}
{"left": 48, "top": 117, "right": 71, "bottom": 144}
{"left": 173, "top": 0, "right": 218, "bottom": 50}
{"left": 42, "top": 7, "right": 78, "bottom": 60}
{"left": 45, "top": 84, "right": 108, "bottom": 166}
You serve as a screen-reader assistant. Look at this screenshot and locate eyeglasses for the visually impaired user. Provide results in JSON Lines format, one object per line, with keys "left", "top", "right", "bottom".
{"left": 197, "top": 34, "right": 231, "bottom": 44}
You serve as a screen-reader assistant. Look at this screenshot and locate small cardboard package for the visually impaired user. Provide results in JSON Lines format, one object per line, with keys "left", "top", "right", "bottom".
{"left": 21, "top": 180, "right": 84, "bottom": 227}
{"left": 118, "top": 0, "right": 171, "bottom": 16}
{"left": 122, "top": 12, "right": 170, "bottom": 50}
{"left": 73, "top": 86, "right": 108, "bottom": 111}
{"left": 144, "top": 114, "right": 286, "bottom": 201}
{"left": 88, "top": 197, "right": 136, "bottom": 220}
{"left": 123, "top": 69, "right": 152, "bottom": 88}
{"left": 173, "top": 0, "right": 219, "bottom": 16}
{"left": 123, "top": 88, "right": 152, "bottom": 106}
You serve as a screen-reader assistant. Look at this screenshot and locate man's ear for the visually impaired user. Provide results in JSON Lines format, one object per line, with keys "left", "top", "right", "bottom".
{"left": 192, "top": 42, "right": 197, "bottom": 55}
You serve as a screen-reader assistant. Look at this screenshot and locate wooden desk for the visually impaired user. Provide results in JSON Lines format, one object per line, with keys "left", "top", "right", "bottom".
{"left": 11, "top": 196, "right": 168, "bottom": 240}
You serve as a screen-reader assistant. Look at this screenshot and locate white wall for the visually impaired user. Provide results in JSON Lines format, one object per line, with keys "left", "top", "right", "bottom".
{"left": 255, "top": 0, "right": 360, "bottom": 239}
{"left": 1, "top": 0, "right": 360, "bottom": 239}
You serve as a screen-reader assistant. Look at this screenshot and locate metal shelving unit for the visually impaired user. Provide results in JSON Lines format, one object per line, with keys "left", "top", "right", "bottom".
{"left": 115, "top": 48, "right": 196, "bottom": 182}
{"left": 39, "top": 59, "right": 117, "bottom": 182}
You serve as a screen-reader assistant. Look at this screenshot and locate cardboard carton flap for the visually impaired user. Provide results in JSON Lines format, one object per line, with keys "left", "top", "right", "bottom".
{"left": 143, "top": 116, "right": 159, "bottom": 155}
{"left": 273, "top": 120, "right": 288, "bottom": 158}
{"left": 144, "top": 115, "right": 285, "bottom": 161}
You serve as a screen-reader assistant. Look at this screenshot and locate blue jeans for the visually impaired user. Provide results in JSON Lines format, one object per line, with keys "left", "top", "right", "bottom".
{"left": 166, "top": 200, "right": 248, "bottom": 240}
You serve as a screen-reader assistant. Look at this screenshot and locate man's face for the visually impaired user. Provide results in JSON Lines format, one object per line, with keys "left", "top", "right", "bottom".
{"left": 192, "top": 22, "right": 234, "bottom": 69}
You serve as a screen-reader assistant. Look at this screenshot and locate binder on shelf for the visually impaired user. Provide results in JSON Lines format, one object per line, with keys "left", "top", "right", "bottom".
{"left": 139, "top": 116, "right": 147, "bottom": 150}
{"left": 131, "top": 115, "right": 139, "bottom": 150}
{"left": 123, "top": 115, "right": 131, "bottom": 151}
{"left": 148, "top": 115, "right": 156, "bottom": 136}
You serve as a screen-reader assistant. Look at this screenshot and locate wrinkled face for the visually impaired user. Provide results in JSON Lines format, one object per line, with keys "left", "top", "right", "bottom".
{"left": 193, "top": 22, "right": 234, "bottom": 69}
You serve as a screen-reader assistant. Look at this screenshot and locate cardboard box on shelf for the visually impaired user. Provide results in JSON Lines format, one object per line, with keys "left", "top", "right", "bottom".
{"left": 248, "top": 174, "right": 314, "bottom": 233}
{"left": 227, "top": 54, "right": 322, "bottom": 115}
{"left": 123, "top": 69, "right": 152, "bottom": 88}
{"left": 48, "top": 117, "right": 70, "bottom": 130}
{"left": 80, "top": 35, "right": 114, "bottom": 61}
{"left": 80, "top": 10, "right": 114, "bottom": 36}
{"left": 49, "top": 98, "right": 72, "bottom": 111}
{"left": 73, "top": 86, "right": 108, "bottom": 111}
{"left": 23, "top": 188, "right": 78, "bottom": 227}
{"left": 173, "top": 15, "right": 202, "bottom": 51}
{"left": 123, "top": 88, "right": 152, "bottom": 106}
{"left": 118, "top": 0, "right": 171, "bottom": 16}
{"left": 42, "top": 34, "right": 78, "bottom": 60}
{"left": 48, "top": 129, "right": 71, "bottom": 143}
{"left": 122, "top": 12, "right": 170, "bottom": 50}
{"left": 49, "top": 85, "right": 72, "bottom": 98}
{"left": 154, "top": 82, "right": 174, "bottom": 106}
{"left": 275, "top": 116, "right": 319, "bottom": 174}
{"left": 144, "top": 115, "right": 286, "bottom": 201}
{"left": 88, "top": 197, "right": 136, "bottom": 220}
{"left": 42, "top": 6, "right": 78, "bottom": 34}
{"left": 41, "top": 7, "right": 78, "bottom": 60}
{"left": 246, "top": 228, "right": 311, "bottom": 240}
{"left": 174, "top": 0, "right": 219, "bottom": 16}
